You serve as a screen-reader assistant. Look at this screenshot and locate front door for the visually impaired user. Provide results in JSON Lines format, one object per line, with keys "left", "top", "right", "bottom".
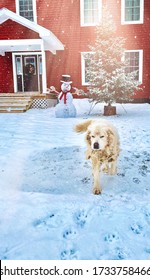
{"left": 15, "top": 54, "right": 42, "bottom": 92}
{"left": 23, "top": 55, "right": 38, "bottom": 91}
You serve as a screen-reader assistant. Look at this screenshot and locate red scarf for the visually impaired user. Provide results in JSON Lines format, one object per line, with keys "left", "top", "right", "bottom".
{"left": 59, "top": 91, "right": 69, "bottom": 104}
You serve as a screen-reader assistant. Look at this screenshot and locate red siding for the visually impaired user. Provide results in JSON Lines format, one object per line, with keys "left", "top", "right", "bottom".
{"left": 0, "top": 54, "right": 13, "bottom": 93}
{"left": 106, "top": 0, "right": 150, "bottom": 100}
{"left": 0, "top": 0, "right": 150, "bottom": 101}
{"left": 37, "top": 0, "right": 96, "bottom": 92}
{"left": 0, "top": 20, "right": 39, "bottom": 40}
{"left": 0, "top": 0, "right": 16, "bottom": 12}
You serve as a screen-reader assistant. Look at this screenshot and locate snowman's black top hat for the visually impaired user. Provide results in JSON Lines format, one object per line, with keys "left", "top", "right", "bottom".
{"left": 60, "top": 74, "right": 72, "bottom": 84}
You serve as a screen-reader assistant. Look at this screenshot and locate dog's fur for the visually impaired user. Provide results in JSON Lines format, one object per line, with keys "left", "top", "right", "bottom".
{"left": 74, "top": 119, "right": 120, "bottom": 194}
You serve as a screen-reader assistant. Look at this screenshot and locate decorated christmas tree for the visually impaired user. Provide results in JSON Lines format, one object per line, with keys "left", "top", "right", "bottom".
{"left": 85, "top": 7, "right": 141, "bottom": 115}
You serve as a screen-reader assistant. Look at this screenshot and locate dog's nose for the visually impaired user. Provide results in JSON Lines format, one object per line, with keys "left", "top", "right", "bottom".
{"left": 93, "top": 142, "right": 99, "bottom": 149}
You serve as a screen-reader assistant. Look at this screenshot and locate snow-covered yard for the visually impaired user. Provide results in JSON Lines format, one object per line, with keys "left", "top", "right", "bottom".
{"left": 0, "top": 100, "right": 150, "bottom": 260}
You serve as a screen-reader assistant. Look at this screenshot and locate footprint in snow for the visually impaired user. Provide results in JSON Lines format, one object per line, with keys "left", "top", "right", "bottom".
{"left": 145, "top": 248, "right": 150, "bottom": 255}
{"left": 117, "top": 172, "right": 125, "bottom": 177}
{"left": 74, "top": 210, "right": 88, "bottom": 228}
{"left": 63, "top": 227, "right": 77, "bottom": 240}
{"left": 60, "top": 248, "right": 78, "bottom": 260}
{"left": 143, "top": 206, "right": 150, "bottom": 225}
{"left": 132, "top": 177, "right": 141, "bottom": 184}
{"left": 33, "top": 213, "right": 62, "bottom": 229}
{"left": 104, "top": 232, "right": 120, "bottom": 243}
{"left": 130, "top": 222, "right": 143, "bottom": 235}
{"left": 81, "top": 177, "right": 90, "bottom": 183}
{"left": 114, "top": 247, "right": 130, "bottom": 260}
{"left": 139, "top": 165, "right": 148, "bottom": 177}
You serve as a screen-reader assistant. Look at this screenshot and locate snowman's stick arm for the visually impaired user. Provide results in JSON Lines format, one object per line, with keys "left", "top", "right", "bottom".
{"left": 47, "top": 86, "right": 59, "bottom": 95}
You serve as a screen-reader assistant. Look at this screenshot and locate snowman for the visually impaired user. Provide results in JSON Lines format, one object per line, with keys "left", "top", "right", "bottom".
{"left": 55, "top": 75, "right": 77, "bottom": 118}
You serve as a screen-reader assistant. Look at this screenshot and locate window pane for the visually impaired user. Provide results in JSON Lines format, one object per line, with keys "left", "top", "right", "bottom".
{"left": 24, "top": 57, "right": 36, "bottom": 75}
{"left": 16, "top": 57, "right": 22, "bottom": 75}
{"left": 39, "top": 56, "right": 42, "bottom": 75}
{"left": 84, "top": 0, "right": 99, "bottom": 25}
{"left": 125, "top": 52, "right": 139, "bottom": 81}
{"left": 85, "top": 58, "right": 89, "bottom": 83}
{"left": 19, "top": 0, "right": 34, "bottom": 21}
{"left": 125, "top": 0, "right": 140, "bottom": 21}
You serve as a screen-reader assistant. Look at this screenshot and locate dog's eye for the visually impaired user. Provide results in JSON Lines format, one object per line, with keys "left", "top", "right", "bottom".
{"left": 100, "top": 135, "right": 104, "bottom": 138}
{"left": 91, "top": 135, "right": 95, "bottom": 138}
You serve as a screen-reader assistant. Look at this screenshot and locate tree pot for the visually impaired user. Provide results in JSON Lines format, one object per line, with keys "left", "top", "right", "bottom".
{"left": 104, "top": 105, "right": 116, "bottom": 116}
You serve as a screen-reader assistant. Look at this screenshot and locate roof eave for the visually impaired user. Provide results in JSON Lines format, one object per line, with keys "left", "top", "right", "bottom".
{"left": 0, "top": 7, "right": 64, "bottom": 54}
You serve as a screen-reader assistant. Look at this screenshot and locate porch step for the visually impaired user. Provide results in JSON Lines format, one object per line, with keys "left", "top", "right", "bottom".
{"left": 0, "top": 108, "right": 27, "bottom": 113}
{"left": 0, "top": 95, "right": 32, "bottom": 113}
{"left": 0, "top": 99, "right": 31, "bottom": 103}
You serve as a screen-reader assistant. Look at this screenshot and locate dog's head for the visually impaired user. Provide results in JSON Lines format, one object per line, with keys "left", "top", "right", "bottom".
{"left": 74, "top": 120, "right": 115, "bottom": 151}
{"left": 87, "top": 125, "right": 113, "bottom": 150}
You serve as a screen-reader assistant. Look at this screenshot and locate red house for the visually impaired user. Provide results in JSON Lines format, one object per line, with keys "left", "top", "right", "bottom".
{"left": 0, "top": 0, "right": 150, "bottom": 103}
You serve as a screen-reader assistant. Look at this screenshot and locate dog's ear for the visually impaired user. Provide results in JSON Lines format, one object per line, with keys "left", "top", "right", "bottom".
{"left": 107, "top": 129, "right": 114, "bottom": 145}
{"left": 86, "top": 131, "right": 91, "bottom": 145}
{"left": 74, "top": 120, "right": 92, "bottom": 133}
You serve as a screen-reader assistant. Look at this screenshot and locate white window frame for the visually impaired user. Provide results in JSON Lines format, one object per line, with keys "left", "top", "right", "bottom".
{"left": 124, "top": 50, "right": 143, "bottom": 84}
{"left": 15, "top": 0, "right": 37, "bottom": 23}
{"left": 82, "top": 50, "right": 143, "bottom": 86}
{"left": 81, "top": 52, "right": 92, "bottom": 85}
{"left": 121, "top": 0, "right": 144, "bottom": 25}
{"left": 80, "top": 0, "right": 102, "bottom": 27}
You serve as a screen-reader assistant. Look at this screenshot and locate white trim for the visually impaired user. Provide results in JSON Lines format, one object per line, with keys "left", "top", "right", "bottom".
{"left": 80, "top": 0, "right": 102, "bottom": 27}
{"left": 81, "top": 52, "right": 91, "bottom": 85}
{"left": 15, "top": 0, "right": 37, "bottom": 23}
{"left": 121, "top": 0, "right": 144, "bottom": 25}
{"left": 13, "top": 51, "right": 42, "bottom": 56}
{"left": 125, "top": 49, "right": 143, "bottom": 84}
{"left": 0, "top": 39, "right": 42, "bottom": 54}
{"left": 12, "top": 51, "right": 47, "bottom": 93}
{"left": 0, "top": 8, "right": 64, "bottom": 54}
{"left": 41, "top": 40, "right": 47, "bottom": 94}
{"left": 12, "top": 54, "right": 17, "bottom": 93}
{"left": 15, "top": 0, "right": 19, "bottom": 15}
{"left": 32, "top": 0, "right": 37, "bottom": 23}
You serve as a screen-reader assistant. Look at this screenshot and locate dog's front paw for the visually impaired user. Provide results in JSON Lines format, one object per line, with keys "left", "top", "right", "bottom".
{"left": 93, "top": 187, "right": 102, "bottom": 195}
{"left": 109, "top": 167, "right": 117, "bottom": 175}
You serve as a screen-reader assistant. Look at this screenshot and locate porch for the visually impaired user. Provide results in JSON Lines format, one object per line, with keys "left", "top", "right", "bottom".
{"left": 0, "top": 93, "right": 57, "bottom": 113}
{"left": 0, "top": 8, "right": 64, "bottom": 94}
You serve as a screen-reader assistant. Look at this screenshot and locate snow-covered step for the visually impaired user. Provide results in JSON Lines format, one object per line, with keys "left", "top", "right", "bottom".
{"left": 0, "top": 98, "right": 31, "bottom": 102}
{"left": 0, "top": 95, "right": 32, "bottom": 113}
{"left": 0, "top": 101, "right": 31, "bottom": 105}
{"left": 0, "top": 104, "right": 29, "bottom": 108}
{"left": 0, "top": 108, "right": 27, "bottom": 113}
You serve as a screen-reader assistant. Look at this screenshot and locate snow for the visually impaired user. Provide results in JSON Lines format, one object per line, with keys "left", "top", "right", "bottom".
{"left": 0, "top": 99, "right": 150, "bottom": 260}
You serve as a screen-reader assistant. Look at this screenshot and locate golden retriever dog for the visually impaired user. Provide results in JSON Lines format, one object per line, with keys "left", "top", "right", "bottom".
{"left": 74, "top": 119, "right": 120, "bottom": 195}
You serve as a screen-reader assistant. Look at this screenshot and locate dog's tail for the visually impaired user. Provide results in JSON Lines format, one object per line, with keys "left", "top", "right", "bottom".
{"left": 74, "top": 120, "right": 92, "bottom": 133}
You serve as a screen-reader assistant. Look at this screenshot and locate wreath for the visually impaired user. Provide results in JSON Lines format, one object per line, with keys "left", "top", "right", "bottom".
{"left": 25, "top": 63, "right": 35, "bottom": 75}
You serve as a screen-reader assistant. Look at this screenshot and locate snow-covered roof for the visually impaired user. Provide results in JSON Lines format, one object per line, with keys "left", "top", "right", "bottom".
{"left": 0, "top": 8, "right": 64, "bottom": 55}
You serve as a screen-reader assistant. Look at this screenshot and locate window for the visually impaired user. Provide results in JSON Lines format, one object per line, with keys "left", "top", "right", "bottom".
{"left": 80, "top": 0, "right": 102, "bottom": 26}
{"left": 16, "top": 57, "right": 23, "bottom": 75}
{"left": 124, "top": 50, "right": 143, "bottom": 83}
{"left": 24, "top": 56, "right": 36, "bottom": 75}
{"left": 38, "top": 56, "right": 42, "bottom": 75}
{"left": 81, "top": 52, "right": 91, "bottom": 85}
{"left": 121, "top": 0, "right": 144, "bottom": 24}
{"left": 16, "top": 0, "right": 37, "bottom": 22}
